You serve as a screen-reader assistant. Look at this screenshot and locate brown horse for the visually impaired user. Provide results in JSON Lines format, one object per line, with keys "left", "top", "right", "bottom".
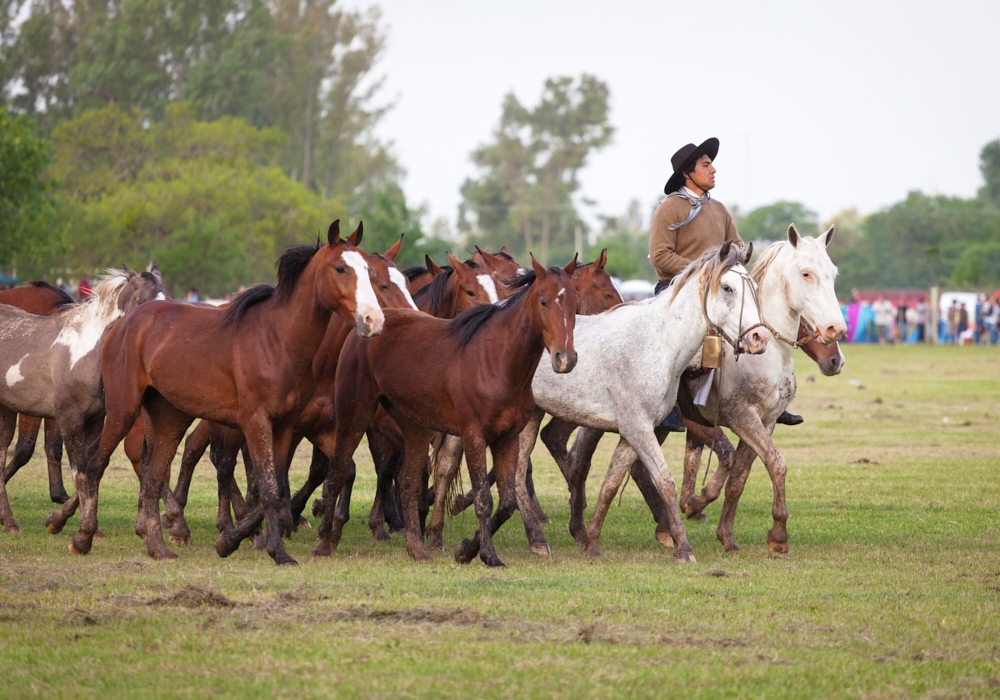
{"left": 315, "top": 256, "right": 578, "bottom": 567}
{"left": 75, "top": 221, "right": 382, "bottom": 564}
{"left": 435, "top": 249, "right": 623, "bottom": 546}
{"left": 0, "top": 282, "right": 77, "bottom": 505}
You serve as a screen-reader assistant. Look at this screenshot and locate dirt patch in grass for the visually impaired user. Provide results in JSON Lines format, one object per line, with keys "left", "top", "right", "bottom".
{"left": 148, "top": 585, "right": 236, "bottom": 609}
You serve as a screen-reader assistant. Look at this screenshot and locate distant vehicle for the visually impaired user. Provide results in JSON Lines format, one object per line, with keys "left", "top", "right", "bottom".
{"left": 618, "top": 278, "right": 655, "bottom": 301}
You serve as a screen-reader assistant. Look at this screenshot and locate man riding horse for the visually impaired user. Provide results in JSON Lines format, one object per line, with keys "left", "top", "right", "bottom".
{"left": 650, "top": 137, "right": 801, "bottom": 429}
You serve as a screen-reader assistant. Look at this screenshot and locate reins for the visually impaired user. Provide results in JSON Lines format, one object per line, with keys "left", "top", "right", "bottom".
{"left": 761, "top": 318, "right": 821, "bottom": 349}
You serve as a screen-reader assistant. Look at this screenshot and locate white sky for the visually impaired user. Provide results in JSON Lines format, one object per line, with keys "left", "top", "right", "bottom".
{"left": 349, "top": 0, "right": 1000, "bottom": 232}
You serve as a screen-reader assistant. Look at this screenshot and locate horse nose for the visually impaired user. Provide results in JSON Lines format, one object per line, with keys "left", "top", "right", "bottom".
{"left": 552, "top": 351, "right": 577, "bottom": 374}
{"left": 357, "top": 309, "right": 383, "bottom": 338}
{"left": 825, "top": 323, "right": 847, "bottom": 343}
{"left": 743, "top": 329, "right": 769, "bottom": 354}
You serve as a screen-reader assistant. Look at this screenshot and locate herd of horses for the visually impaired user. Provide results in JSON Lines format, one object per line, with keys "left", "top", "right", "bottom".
{"left": 0, "top": 219, "right": 847, "bottom": 568}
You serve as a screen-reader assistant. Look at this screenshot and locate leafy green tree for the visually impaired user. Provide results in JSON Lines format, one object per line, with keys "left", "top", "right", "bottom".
{"left": 0, "top": 107, "right": 59, "bottom": 272}
{"left": 739, "top": 201, "right": 818, "bottom": 244}
{"left": 593, "top": 200, "right": 656, "bottom": 282}
{"left": 980, "top": 139, "right": 1000, "bottom": 208}
{"left": 353, "top": 181, "right": 447, "bottom": 266}
{"left": 460, "top": 75, "right": 613, "bottom": 264}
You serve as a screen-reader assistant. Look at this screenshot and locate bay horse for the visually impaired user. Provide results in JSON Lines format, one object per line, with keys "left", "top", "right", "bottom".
{"left": 1, "top": 281, "right": 78, "bottom": 505}
{"left": 511, "top": 243, "right": 769, "bottom": 563}
{"left": 77, "top": 221, "right": 383, "bottom": 565}
{"left": 562, "top": 227, "right": 845, "bottom": 556}
{"left": 0, "top": 269, "right": 167, "bottom": 533}
{"left": 430, "top": 248, "right": 623, "bottom": 549}
{"left": 315, "top": 255, "right": 578, "bottom": 567}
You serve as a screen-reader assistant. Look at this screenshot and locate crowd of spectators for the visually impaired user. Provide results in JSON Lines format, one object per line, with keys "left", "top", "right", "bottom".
{"left": 843, "top": 290, "right": 1000, "bottom": 345}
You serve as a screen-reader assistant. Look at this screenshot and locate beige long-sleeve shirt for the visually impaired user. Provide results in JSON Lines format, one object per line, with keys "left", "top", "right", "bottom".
{"left": 649, "top": 196, "right": 742, "bottom": 281}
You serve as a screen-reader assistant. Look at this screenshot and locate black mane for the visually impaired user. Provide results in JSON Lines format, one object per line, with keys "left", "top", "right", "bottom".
{"left": 501, "top": 265, "right": 566, "bottom": 289}
{"left": 402, "top": 265, "right": 430, "bottom": 282}
{"left": 27, "top": 280, "right": 75, "bottom": 307}
{"left": 446, "top": 270, "right": 541, "bottom": 349}
{"left": 222, "top": 242, "right": 322, "bottom": 327}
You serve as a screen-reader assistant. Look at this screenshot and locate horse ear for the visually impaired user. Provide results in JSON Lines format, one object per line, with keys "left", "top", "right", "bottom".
{"left": 718, "top": 241, "right": 732, "bottom": 261}
{"left": 327, "top": 219, "right": 341, "bottom": 246}
{"left": 500, "top": 246, "right": 513, "bottom": 256}
{"left": 446, "top": 251, "right": 463, "bottom": 270}
{"left": 821, "top": 225, "right": 836, "bottom": 247}
{"left": 530, "top": 253, "right": 547, "bottom": 277}
{"left": 741, "top": 242, "right": 753, "bottom": 265}
{"left": 149, "top": 263, "right": 163, "bottom": 284}
{"left": 596, "top": 248, "right": 608, "bottom": 270}
{"left": 385, "top": 234, "right": 403, "bottom": 262}
{"left": 347, "top": 221, "right": 363, "bottom": 247}
{"left": 122, "top": 263, "right": 137, "bottom": 279}
{"left": 787, "top": 224, "right": 799, "bottom": 248}
{"left": 474, "top": 245, "right": 496, "bottom": 269}
{"left": 563, "top": 254, "right": 577, "bottom": 277}
{"left": 425, "top": 254, "right": 443, "bottom": 276}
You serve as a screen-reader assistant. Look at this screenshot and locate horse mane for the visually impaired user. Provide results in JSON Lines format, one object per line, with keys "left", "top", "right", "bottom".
{"left": 412, "top": 260, "right": 482, "bottom": 315}
{"left": 222, "top": 243, "right": 322, "bottom": 327}
{"left": 668, "top": 245, "right": 743, "bottom": 302}
{"left": 88, "top": 269, "right": 130, "bottom": 307}
{"left": 402, "top": 265, "right": 429, "bottom": 282}
{"left": 749, "top": 241, "right": 790, "bottom": 287}
{"left": 27, "top": 280, "right": 74, "bottom": 306}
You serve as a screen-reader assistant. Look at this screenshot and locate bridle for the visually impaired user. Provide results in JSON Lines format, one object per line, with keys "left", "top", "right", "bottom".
{"left": 698, "top": 267, "right": 765, "bottom": 361}
{"left": 763, "top": 317, "right": 821, "bottom": 349}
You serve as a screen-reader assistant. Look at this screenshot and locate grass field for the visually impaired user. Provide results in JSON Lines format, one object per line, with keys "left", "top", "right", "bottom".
{"left": 1, "top": 344, "right": 999, "bottom": 699}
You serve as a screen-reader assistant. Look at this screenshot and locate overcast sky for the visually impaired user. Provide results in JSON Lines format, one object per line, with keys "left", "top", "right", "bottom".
{"left": 346, "top": 0, "right": 1000, "bottom": 232}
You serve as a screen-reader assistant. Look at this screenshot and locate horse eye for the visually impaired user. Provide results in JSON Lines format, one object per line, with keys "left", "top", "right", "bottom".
{"left": 540, "top": 299, "right": 548, "bottom": 307}
{"left": 603, "top": 292, "right": 613, "bottom": 298}
{"left": 465, "top": 289, "right": 476, "bottom": 297}
{"left": 802, "top": 271, "right": 811, "bottom": 278}
{"left": 335, "top": 266, "right": 346, "bottom": 274}
{"left": 722, "top": 284, "right": 733, "bottom": 293}
{"left": 378, "top": 284, "right": 389, "bottom": 291}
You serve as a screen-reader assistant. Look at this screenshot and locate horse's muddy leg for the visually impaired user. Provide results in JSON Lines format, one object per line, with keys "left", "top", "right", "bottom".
{"left": 426, "top": 434, "right": 464, "bottom": 550}
{"left": 630, "top": 429, "right": 696, "bottom": 563}
{"left": 628, "top": 459, "right": 673, "bottom": 546}
{"left": 43, "top": 418, "right": 69, "bottom": 504}
{"left": 454, "top": 433, "right": 507, "bottom": 568}
{"left": 524, "top": 458, "right": 549, "bottom": 523}
{"left": 729, "top": 420, "right": 789, "bottom": 554}
{"left": 715, "top": 440, "right": 758, "bottom": 553}
{"left": 566, "top": 427, "right": 604, "bottom": 546}
{"left": 389, "top": 418, "right": 433, "bottom": 563}
{"left": 133, "top": 396, "right": 192, "bottom": 560}
{"left": 539, "top": 416, "right": 578, "bottom": 482}
{"left": 290, "top": 444, "right": 329, "bottom": 528}
{"left": 368, "top": 434, "right": 395, "bottom": 541}
{"left": 513, "top": 410, "right": 549, "bottom": 556}
{"left": 172, "top": 419, "right": 211, "bottom": 512}
{"left": 0, "top": 407, "right": 22, "bottom": 533}
{"left": 681, "top": 423, "right": 735, "bottom": 520}
{"left": 582, "top": 437, "right": 635, "bottom": 557}
{"left": 333, "top": 458, "right": 356, "bottom": 537}
{"left": 2, "top": 416, "right": 45, "bottom": 501}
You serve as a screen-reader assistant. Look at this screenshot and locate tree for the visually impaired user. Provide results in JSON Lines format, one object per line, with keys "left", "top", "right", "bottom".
{"left": 980, "top": 138, "right": 1000, "bottom": 208}
{"left": 739, "top": 201, "right": 818, "bottom": 245}
{"left": 460, "top": 75, "right": 614, "bottom": 264}
{"left": 353, "top": 181, "right": 448, "bottom": 266}
{"left": 594, "top": 199, "right": 656, "bottom": 282}
{"left": 0, "top": 107, "right": 59, "bottom": 272}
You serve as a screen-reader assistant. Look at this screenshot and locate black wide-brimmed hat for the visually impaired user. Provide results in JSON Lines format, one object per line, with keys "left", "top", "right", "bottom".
{"left": 664, "top": 137, "right": 720, "bottom": 194}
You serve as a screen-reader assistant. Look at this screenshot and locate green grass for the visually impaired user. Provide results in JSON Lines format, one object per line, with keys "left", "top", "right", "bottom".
{"left": 1, "top": 345, "right": 999, "bottom": 698}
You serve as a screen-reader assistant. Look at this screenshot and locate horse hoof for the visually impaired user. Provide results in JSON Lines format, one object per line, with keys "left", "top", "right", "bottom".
{"left": 688, "top": 512, "right": 708, "bottom": 522}
{"left": 656, "top": 531, "right": 675, "bottom": 548}
{"left": 93, "top": 530, "right": 105, "bottom": 540}
{"left": 274, "top": 554, "right": 299, "bottom": 567}
{"left": 480, "top": 553, "right": 506, "bottom": 568}
{"left": 673, "top": 550, "right": 697, "bottom": 564}
{"left": 372, "top": 528, "right": 391, "bottom": 543}
{"left": 311, "top": 546, "right": 331, "bottom": 558}
{"left": 215, "top": 533, "right": 240, "bottom": 558}
{"left": 297, "top": 517, "right": 311, "bottom": 530}
{"left": 454, "top": 540, "right": 476, "bottom": 565}
{"left": 722, "top": 541, "right": 742, "bottom": 553}
{"left": 45, "top": 512, "right": 64, "bottom": 534}
{"left": 426, "top": 534, "right": 444, "bottom": 550}
{"left": 68, "top": 543, "right": 85, "bottom": 555}
{"left": 409, "top": 549, "right": 433, "bottom": 563}
{"left": 51, "top": 493, "right": 70, "bottom": 505}
{"left": 585, "top": 544, "right": 601, "bottom": 558}
{"left": 767, "top": 540, "right": 789, "bottom": 555}
{"left": 3, "top": 523, "right": 22, "bottom": 534}
{"left": 530, "top": 542, "right": 551, "bottom": 557}
{"left": 152, "top": 549, "right": 178, "bottom": 561}
{"left": 311, "top": 499, "right": 326, "bottom": 518}
{"left": 169, "top": 535, "right": 191, "bottom": 547}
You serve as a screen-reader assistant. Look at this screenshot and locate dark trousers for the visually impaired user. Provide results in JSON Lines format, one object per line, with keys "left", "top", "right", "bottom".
{"left": 654, "top": 278, "right": 672, "bottom": 296}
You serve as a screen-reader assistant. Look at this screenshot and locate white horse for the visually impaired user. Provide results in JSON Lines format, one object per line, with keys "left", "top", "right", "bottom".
{"left": 563, "top": 224, "right": 847, "bottom": 556}
{"left": 513, "top": 243, "right": 770, "bottom": 563}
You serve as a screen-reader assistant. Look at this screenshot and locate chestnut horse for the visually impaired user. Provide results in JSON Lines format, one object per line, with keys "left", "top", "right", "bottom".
{"left": 316, "top": 256, "right": 578, "bottom": 567}
{"left": 78, "top": 221, "right": 382, "bottom": 565}
{"left": 1, "top": 282, "right": 77, "bottom": 504}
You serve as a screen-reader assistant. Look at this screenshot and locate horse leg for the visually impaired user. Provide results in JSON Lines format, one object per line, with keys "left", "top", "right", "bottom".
{"left": 539, "top": 416, "right": 578, "bottom": 482}
{"left": 426, "top": 434, "right": 464, "bottom": 550}
{"left": 275, "top": 434, "right": 302, "bottom": 538}
{"left": 454, "top": 431, "right": 505, "bottom": 568}
{"left": 627, "top": 426, "right": 696, "bottom": 563}
{"left": 133, "top": 395, "right": 191, "bottom": 560}
{"left": 332, "top": 458, "right": 356, "bottom": 536}
{"left": 566, "top": 427, "right": 604, "bottom": 545}
{"left": 715, "top": 439, "right": 759, "bottom": 553}
{"left": 0, "top": 407, "right": 21, "bottom": 533}
{"left": 582, "top": 437, "right": 636, "bottom": 557}
{"left": 43, "top": 418, "right": 69, "bottom": 504}
{"left": 240, "top": 419, "right": 296, "bottom": 566}
{"left": 727, "top": 418, "right": 789, "bottom": 554}
{"left": 383, "top": 415, "right": 432, "bottom": 562}
{"left": 211, "top": 434, "right": 240, "bottom": 534}
{"left": 2, "top": 415, "right": 40, "bottom": 495}
{"left": 366, "top": 429, "right": 393, "bottom": 541}
{"left": 173, "top": 419, "right": 211, "bottom": 510}
{"left": 683, "top": 425, "right": 737, "bottom": 519}
{"left": 290, "top": 444, "right": 329, "bottom": 528}
{"left": 524, "top": 458, "right": 549, "bottom": 523}
{"left": 513, "top": 409, "right": 549, "bottom": 555}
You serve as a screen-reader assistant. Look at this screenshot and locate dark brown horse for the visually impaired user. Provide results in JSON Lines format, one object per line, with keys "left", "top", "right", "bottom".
{"left": 438, "top": 249, "right": 623, "bottom": 543}
{"left": 75, "top": 222, "right": 382, "bottom": 564}
{"left": 0, "top": 282, "right": 77, "bottom": 505}
{"left": 315, "top": 256, "right": 578, "bottom": 567}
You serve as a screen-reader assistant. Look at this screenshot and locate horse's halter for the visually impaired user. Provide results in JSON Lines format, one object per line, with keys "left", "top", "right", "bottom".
{"left": 763, "top": 317, "right": 821, "bottom": 350}
{"left": 698, "top": 267, "right": 765, "bottom": 361}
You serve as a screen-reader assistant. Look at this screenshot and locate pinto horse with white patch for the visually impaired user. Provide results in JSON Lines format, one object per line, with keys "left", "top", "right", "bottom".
{"left": 73, "top": 221, "right": 382, "bottom": 565}
{"left": 0, "top": 269, "right": 167, "bottom": 533}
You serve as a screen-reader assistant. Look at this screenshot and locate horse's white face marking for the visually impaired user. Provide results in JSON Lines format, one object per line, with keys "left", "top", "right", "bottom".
{"left": 707, "top": 265, "right": 762, "bottom": 344}
{"left": 555, "top": 287, "right": 566, "bottom": 308}
{"left": 342, "top": 251, "right": 382, "bottom": 327}
{"left": 5, "top": 356, "right": 27, "bottom": 386}
{"left": 155, "top": 292, "right": 166, "bottom": 301}
{"left": 388, "top": 266, "right": 418, "bottom": 310}
{"left": 477, "top": 274, "right": 499, "bottom": 304}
